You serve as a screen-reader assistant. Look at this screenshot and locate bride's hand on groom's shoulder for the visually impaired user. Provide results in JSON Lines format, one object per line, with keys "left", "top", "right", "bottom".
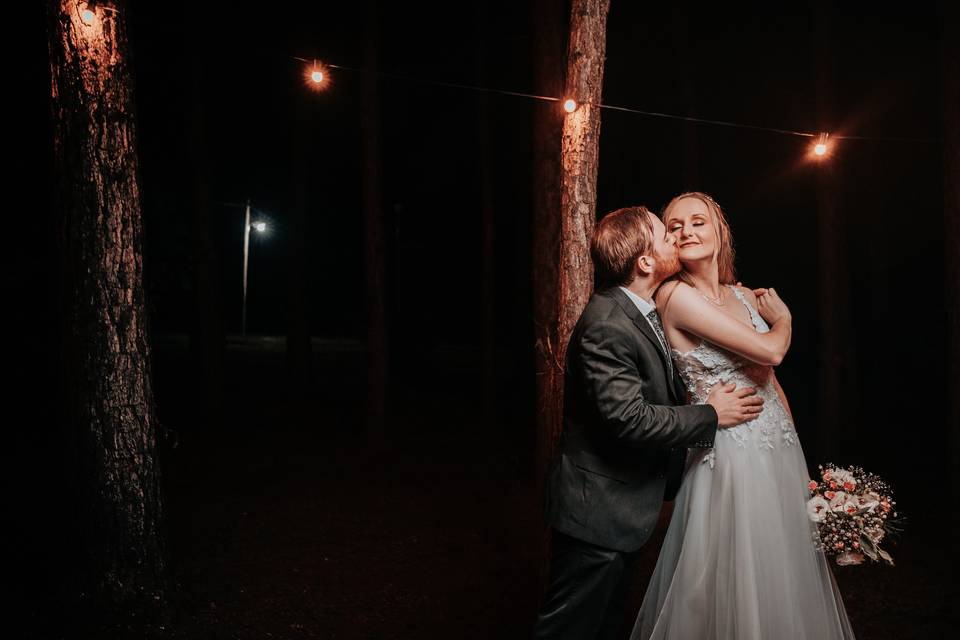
{"left": 755, "top": 287, "right": 791, "bottom": 325}
{"left": 735, "top": 281, "right": 768, "bottom": 299}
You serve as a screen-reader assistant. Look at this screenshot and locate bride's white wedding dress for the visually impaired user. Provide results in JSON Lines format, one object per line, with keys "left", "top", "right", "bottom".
{"left": 631, "top": 285, "right": 855, "bottom": 639}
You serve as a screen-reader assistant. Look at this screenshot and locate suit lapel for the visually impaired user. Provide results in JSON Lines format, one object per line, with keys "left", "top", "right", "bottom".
{"left": 606, "top": 288, "right": 679, "bottom": 403}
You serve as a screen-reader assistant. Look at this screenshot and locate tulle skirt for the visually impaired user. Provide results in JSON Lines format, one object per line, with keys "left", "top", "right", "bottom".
{"left": 630, "top": 427, "right": 856, "bottom": 640}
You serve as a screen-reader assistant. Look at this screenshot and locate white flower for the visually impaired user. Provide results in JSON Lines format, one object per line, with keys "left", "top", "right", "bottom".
{"left": 807, "top": 496, "right": 830, "bottom": 522}
{"left": 828, "top": 491, "right": 848, "bottom": 511}
{"left": 841, "top": 500, "right": 860, "bottom": 516}
{"left": 857, "top": 492, "right": 881, "bottom": 512}
{"left": 831, "top": 468, "right": 857, "bottom": 489}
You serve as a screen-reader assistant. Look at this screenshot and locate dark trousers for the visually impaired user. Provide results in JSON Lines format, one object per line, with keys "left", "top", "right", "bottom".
{"left": 533, "top": 530, "right": 641, "bottom": 640}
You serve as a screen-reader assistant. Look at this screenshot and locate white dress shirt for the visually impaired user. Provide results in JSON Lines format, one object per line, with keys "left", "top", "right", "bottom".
{"left": 618, "top": 286, "right": 668, "bottom": 354}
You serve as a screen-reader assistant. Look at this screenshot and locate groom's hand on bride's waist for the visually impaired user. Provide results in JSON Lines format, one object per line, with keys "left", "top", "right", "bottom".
{"left": 706, "top": 382, "right": 764, "bottom": 428}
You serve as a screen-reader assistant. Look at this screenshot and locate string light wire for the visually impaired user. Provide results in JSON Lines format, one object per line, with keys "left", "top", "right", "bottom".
{"left": 290, "top": 56, "right": 937, "bottom": 144}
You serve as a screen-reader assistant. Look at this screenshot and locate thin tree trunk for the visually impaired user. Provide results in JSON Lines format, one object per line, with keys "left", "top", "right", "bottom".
{"left": 47, "top": 0, "right": 166, "bottom": 625}
{"left": 362, "top": 1, "right": 389, "bottom": 450}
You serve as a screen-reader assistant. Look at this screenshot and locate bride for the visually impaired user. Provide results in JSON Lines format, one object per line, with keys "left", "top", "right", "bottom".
{"left": 630, "top": 192, "right": 855, "bottom": 639}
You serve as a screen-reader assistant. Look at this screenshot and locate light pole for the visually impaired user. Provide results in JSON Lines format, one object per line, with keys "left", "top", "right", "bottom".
{"left": 241, "top": 197, "right": 267, "bottom": 336}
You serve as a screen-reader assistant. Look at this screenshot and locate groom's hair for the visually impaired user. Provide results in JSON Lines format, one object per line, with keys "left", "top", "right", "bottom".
{"left": 591, "top": 206, "right": 655, "bottom": 287}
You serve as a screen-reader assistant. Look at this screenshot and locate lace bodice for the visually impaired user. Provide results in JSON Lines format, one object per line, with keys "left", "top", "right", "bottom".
{"left": 672, "top": 285, "right": 797, "bottom": 456}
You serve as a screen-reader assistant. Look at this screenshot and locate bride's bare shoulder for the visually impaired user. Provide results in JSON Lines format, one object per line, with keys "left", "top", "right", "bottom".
{"left": 655, "top": 280, "right": 695, "bottom": 312}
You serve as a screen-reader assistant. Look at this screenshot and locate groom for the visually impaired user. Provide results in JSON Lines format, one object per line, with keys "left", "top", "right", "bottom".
{"left": 534, "top": 206, "right": 763, "bottom": 640}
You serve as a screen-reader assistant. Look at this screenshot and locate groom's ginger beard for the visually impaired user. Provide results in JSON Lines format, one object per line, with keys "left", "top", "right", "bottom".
{"left": 653, "top": 246, "right": 682, "bottom": 285}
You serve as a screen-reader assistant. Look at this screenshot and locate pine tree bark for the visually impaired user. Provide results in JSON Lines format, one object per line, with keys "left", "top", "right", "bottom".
{"left": 362, "top": 0, "right": 389, "bottom": 450}
{"left": 533, "top": 0, "right": 609, "bottom": 604}
{"left": 46, "top": 0, "right": 166, "bottom": 623}
{"left": 545, "top": 0, "right": 610, "bottom": 468}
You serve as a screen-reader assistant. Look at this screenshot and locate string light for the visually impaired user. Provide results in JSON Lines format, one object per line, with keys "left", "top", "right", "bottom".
{"left": 811, "top": 132, "right": 832, "bottom": 160}
{"left": 304, "top": 60, "right": 329, "bottom": 92}
{"left": 253, "top": 222, "right": 267, "bottom": 232}
{"left": 288, "top": 56, "right": 933, "bottom": 156}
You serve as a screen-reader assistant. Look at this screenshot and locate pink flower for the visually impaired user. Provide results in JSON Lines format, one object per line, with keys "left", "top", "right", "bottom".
{"left": 808, "top": 480, "right": 818, "bottom": 491}
{"left": 825, "top": 490, "right": 837, "bottom": 500}
{"left": 829, "top": 481, "right": 838, "bottom": 490}
{"left": 836, "top": 551, "right": 865, "bottom": 566}
{"left": 843, "top": 481, "right": 856, "bottom": 492}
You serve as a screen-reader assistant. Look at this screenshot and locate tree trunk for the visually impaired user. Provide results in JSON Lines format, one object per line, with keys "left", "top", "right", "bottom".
{"left": 533, "top": 0, "right": 609, "bottom": 502}
{"left": 46, "top": 0, "right": 166, "bottom": 625}
{"left": 533, "top": 0, "right": 610, "bottom": 606}
{"left": 362, "top": 1, "right": 389, "bottom": 451}
{"left": 940, "top": 0, "right": 960, "bottom": 532}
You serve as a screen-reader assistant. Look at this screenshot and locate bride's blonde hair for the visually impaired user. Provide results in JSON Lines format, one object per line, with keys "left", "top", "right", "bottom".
{"left": 661, "top": 191, "right": 737, "bottom": 287}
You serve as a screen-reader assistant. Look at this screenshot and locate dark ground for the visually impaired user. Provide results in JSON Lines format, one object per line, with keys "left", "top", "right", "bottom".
{"left": 146, "top": 336, "right": 952, "bottom": 639}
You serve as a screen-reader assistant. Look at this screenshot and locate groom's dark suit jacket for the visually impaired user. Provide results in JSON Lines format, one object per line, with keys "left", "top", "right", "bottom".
{"left": 546, "top": 286, "right": 719, "bottom": 553}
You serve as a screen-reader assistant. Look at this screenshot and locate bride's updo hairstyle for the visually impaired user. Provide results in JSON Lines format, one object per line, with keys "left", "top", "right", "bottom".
{"left": 661, "top": 191, "right": 737, "bottom": 286}
{"left": 591, "top": 205, "right": 655, "bottom": 288}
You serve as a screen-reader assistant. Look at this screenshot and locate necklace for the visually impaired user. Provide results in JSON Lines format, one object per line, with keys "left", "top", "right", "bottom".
{"left": 696, "top": 285, "right": 726, "bottom": 306}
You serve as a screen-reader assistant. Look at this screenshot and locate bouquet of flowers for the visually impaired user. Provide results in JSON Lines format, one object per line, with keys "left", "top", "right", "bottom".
{"left": 806, "top": 464, "right": 900, "bottom": 566}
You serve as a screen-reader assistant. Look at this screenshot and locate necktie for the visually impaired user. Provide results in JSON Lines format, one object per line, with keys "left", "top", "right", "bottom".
{"left": 646, "top": 309, "right": 674, "bottom": 379}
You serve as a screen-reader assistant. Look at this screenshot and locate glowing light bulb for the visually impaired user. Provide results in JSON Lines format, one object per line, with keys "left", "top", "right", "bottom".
{"left": 81, "top": 9, "right": 95, "bottom": 24}
{"left": 563, "top": 99, "right": 577, "bottom": 113}
{"left": 311, "top": 70, "right": 324, "bottom": 84}
{"left": 253, "top": 222, "right": 266, "bottom": 232}
{"left": 811, "top": 133, "right": 831, "bottom": 159}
